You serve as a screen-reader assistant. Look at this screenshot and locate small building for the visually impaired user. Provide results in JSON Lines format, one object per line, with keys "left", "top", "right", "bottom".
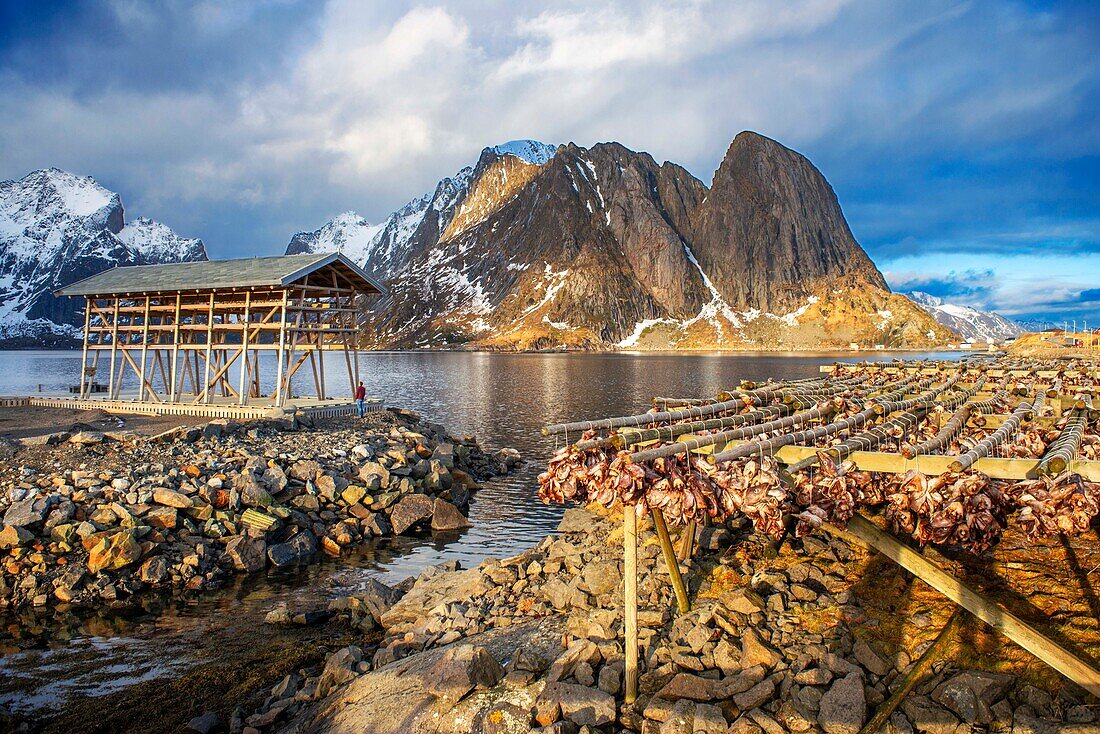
{"left": 55, "top": 253, "right": 383, "bottom": 410}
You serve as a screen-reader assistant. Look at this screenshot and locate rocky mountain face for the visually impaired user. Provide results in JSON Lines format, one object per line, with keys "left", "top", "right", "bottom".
{"left": 289, "top": 133, "right": 953, "bottom": 350}
{"left": 0, "top": 169, "right": 207, "bottom": 347}
{"left": 905, "top": 292, "right": 1023, "bottom": 343}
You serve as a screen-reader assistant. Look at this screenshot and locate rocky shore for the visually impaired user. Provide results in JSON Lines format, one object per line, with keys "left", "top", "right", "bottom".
{"left": 0, "top": 410, "right": 518, "bottom": 614}
{"left": 214, "top": 507, "right": 1100, "bottom": 734}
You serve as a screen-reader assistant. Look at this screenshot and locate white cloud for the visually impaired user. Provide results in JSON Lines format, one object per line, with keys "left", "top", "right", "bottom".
{"left": 0, "top": 0, "right": 1097, "bottom": 278}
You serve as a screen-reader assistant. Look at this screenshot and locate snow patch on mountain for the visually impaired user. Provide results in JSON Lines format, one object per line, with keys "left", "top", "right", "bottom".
{"left": 906, "top": 291, "right": 1023, "bottom": 342}
{"left": 490, "top": 140, "right": 557, "bottom": 165}
{"left": 681, "top": 241, "right": 742, "bottom": 336}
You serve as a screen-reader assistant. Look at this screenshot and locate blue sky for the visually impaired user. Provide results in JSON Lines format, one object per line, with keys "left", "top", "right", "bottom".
{"left": 1, "top": 0, "right": 1097, "bottom": 323}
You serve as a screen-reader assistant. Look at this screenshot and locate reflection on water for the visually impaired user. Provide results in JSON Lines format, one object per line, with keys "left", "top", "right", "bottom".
{"left": 0, "top": 349, "right": 957, "bottom": 713}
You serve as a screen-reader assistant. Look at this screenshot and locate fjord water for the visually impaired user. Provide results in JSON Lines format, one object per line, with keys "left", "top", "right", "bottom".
{"left": 0, "top": 349, "right": 954, "bottom": 715}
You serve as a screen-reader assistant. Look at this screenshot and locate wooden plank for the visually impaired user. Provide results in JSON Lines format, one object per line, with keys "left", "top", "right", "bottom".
{"left": 827, "top": 515, "right": 1100, "bottom": 698}
{"left": 78, "top": 299, "right": 91, "bottom": 398}
{"left": 697, "top": 441, "right": 1100, "bottom": 481}
{"left": 652, "top": 510, "right": 690, "bottom": 614}
{"left": 623, "top": 507, "right": 639, "bottom": 704}
{"left": 201, "top": 293, "right": 215, "bottom": 404}
{"left": 108, "top": 298, "right": 121, "bottom": 399}
{"left": 137, "top": 296, "right": 151, "bottom": 401}
{"left": 237, "top": 290, "right": 251, "bottom": 405}
{"left": 169, "top": 293, "right": 182, "bottom": 401}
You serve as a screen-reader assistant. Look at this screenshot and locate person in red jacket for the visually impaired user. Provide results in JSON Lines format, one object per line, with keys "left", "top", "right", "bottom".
{"left": 354, "top": 381, "right": 366, "bottom": 417}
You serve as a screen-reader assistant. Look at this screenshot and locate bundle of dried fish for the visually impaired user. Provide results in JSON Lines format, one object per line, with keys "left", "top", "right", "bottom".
{"left": 791, "top": 453, "right": 873, "bottom": 536}
{"left": 1009, "top": 472, "right": 1100, "bottom": 539}
{"left": 637, "top": 454, "right": 717, "bottom": 525}
{"left": 705, "top": 456, "right": 791, "bottom": 539}
{"left": 537, "top": 431, "right": 612, "bottom": 504}
{"left": 884, "top": 470, "right": 1010, "bottom": 553}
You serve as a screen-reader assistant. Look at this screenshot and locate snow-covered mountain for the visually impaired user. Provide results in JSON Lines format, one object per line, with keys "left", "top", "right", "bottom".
{"left": 905, "top": 291, "right": 1023, "bottom": 342}
{"left": 286, "top": 140, "right": 556, "bottom": 282}
{"left": 289, "top": 134, "right": 951, "bottom": 351}
{"left": 286, "top": 212, "right": 384, "bottom": 266}
{"left": 0, "top": 168, "right": 206, "bottom": 346}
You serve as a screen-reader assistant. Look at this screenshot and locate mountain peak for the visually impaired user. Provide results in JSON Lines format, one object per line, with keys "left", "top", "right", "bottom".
{"left": 488, "top": 140, "right": 557, "bottom": 165}
{"left": 904, "top": 292, "right": 1022, "bottom": 342}
{"left": 8, "top": 167, "right": 118, "bottom": 219}
{"left": 0, "top": 169, "right": 205, "bottom": 346}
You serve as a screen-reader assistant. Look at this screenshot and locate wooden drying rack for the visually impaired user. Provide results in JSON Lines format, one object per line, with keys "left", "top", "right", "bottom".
{"left": 547, "top": 359, "right": 1100, "bottom": 706}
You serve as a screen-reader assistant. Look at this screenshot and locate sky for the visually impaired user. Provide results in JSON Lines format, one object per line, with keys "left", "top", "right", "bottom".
{"left": 1, "top": 0, "right": 1098, "bottom": 324}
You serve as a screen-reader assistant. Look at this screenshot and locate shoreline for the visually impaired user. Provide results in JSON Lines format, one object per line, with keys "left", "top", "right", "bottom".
{"left": 0, "top": 410, "right": 517, "bottom": 618}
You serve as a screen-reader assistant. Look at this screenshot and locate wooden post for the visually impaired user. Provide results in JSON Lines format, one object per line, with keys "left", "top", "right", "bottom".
{"left": 678, "top": 520, "right": 697, "bottom": 562}
{"left": 624, "top": 505, "right": 639, "bottom": 704}
{"left": 861, "top": 609, "right": 964, "bottom": 734}
{"left": 237, "top": 290, "right": 251, "bottom": 405}
{"left": 202, "top": 292, "right": 215, "bottom": 404}
{"left": 137, "top": 296, "right": 151, "bottom": 402}
{"left": 169, "top": 293, "right": 182, "bottom": 401}
{"left": 274, "top": 290, "right": 289, "bottom": 405}
{"left": 78, "top": 298, "right": 92, "bottom": 398}
{"left": 318, "top": 335, "right": 328, "bottom": 401}
{"left": 827, "top": 515, "right": 1100, "bottom": 697}
{"left": 652, "top": 510, "right": 690, "bottom": 614}
{"left": 108, "top": 298, "right": 120, "bottom": 399}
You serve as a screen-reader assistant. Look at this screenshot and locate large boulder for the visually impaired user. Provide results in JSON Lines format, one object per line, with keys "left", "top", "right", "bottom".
{"left": 389, "top": 494, "right": 435, "bottom": 535}
{"left": 932, "top": 671, "right": 1016, "bottom": 724}
{"left": 536, "top": 682, "right": 616, "bottom": 727}
{"left": 152, "top": 489, "right": 192, "bottom": 509}
{"left": 583, "top": 560, "right": 621, "bottom": 595}
{"left": 316, "top": 646, "right": 363, "bottom": 698}
{"left": 137, "top": 555, "right": 171, "bottom": 585}
{"left": 225, "top": 535, "right": 267, "bottom": 573}
{"left": 430, "top": 499, "right": 470, "bottom": 531}
{"left": 267, "top": 530, "right": 317, "bottom": 567}
{"left": 87, "top": 530, "right": 142, "bottom": 574}
{"left": 289, "top": 460, "right": 323, "bottom": 482}
{"left": 4, "top": 495, "right": 52, "bottom": 528}
{"left": 818, "top": 672, "right": 866, "bottom": 734}
{"left": 0, "top": 525, "right": 34, "bottom": 549}
{"left": 233, "top": 473, "right": 274, "bottom": 508}
{"left": 359, "top": 578, "right": 403, "bottom": 624}
{"left": 423, "top": 645, "right": 505, "bottom": 703}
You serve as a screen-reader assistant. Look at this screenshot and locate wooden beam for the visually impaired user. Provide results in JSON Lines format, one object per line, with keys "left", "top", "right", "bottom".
{"left": 237, "top": 290, "right": 251, "bottom": 405}
{"left": 826, "top": 515, "right": 1100, "bottom": 698}
{"left": 201, "top": 293, "right": 215, "bottom": 404}
{"left": 652, "top": 510, "right": 690, "bottom": 614}
{"left": 700, "top": 441, "right": 1100, "bottom": 482}
{"left": 79, "top": 299, "right": 92, "bottom": 398}
{"left": 118, "top": 347, "right": 162, "bottom": 403}
{"left": 274, "top": 290, "right": 289, "bottom": 405}
{"left": 169, "top": 293, "right": 181, "bottom": 401}
{"left": 623, "top": 506, "right": 639, "bottom": 704}
{"left": 137, "top": 296, "right": 151, "bottom": 401}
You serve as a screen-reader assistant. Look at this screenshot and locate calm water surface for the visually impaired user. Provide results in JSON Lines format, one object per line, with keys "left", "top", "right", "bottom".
{"left": 0, "top": 350, "right": 955, "bottom": 715}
